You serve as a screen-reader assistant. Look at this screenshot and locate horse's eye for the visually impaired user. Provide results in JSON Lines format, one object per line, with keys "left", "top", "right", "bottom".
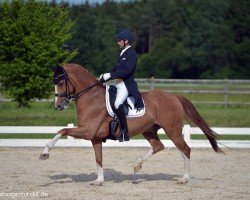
{"left": 58, "top": 82, "right": 64, "bottom": 87}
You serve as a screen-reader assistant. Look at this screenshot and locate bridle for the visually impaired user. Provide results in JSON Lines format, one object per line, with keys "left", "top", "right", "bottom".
{"left": 54, "top": 70, "right": 103, "bottom": 103}
{"left": 54, "top": 73, "right": 75, "bottom": 102}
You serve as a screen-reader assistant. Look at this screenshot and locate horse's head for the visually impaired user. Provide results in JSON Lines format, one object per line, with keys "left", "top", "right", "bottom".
{"left": 50, "top": 64, "right": 103, "bottom": 110}
{"left": 50, "top": 65, "right": 75, "bottom": 110}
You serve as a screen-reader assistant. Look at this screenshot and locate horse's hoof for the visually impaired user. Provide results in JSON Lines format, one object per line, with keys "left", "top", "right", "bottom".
{"left": 134, "top": 163, "right": 142, "bottom": 173}
{"left": 89, "top": 180, "right": 104, "bottom": 186}
{"left": 39, "top": 153, "right": 49, "bottom": 160}
{"left": 177, "top": 176, "right": 189, "bottom": 184}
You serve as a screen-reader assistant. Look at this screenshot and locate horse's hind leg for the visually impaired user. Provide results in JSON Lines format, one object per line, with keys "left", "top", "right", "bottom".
{"left": 134, "top": 125, "right": 164, "bottom": 173}
{"left": 162, "top": 123, "right": 191, "bottom": 184}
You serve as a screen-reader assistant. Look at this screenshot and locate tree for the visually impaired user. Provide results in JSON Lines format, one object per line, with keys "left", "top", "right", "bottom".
{"left": 137, "top": 0, "right": 189, "bottom": 78}
{"left": 68, "top": 1, "right": 120, "bottom": 76}
{"left": 184, "top": 0, "right": 234, "bottom": 79}
{"left": 0, "top": 0, "right": 77, "bottom": 106}
{"left": 227, "top": 0, "right": 250, "bottom": 78}
{"left": 60, "top": 0, "right": 249, "bottom": 79}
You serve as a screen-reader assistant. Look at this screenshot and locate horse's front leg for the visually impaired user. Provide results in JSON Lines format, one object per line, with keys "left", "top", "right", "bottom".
{"left": 39, "top": 133, "right": 62, "bottom": 160}
{"left": 90, "top": 139, "right": 104, "bottom": 186}
{"left": 39, "top": 127, "right": 93, "bottom": 160}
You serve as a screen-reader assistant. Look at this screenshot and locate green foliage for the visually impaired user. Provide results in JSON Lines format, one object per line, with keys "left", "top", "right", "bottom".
{"left": 68, "top": 2, "right": 120, "bottom": 75}
{"left": 66, "top": 0, "right": 249, "bottom": 79}
{"left": 0, "top": 0, "right": 249, "bottom": 107}
{"left": 0, "top": 0, "right": 77, "bottom": 106}
{"left": 227, "top": 0, "right": 250, "bottom": 78}
{"left": 185, "top": 0, "right": 235, "bottom": 78}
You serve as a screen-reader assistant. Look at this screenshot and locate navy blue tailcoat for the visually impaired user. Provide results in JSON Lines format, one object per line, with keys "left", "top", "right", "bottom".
{"left": 110, "top": 47, "right": 144, "bottom": 109}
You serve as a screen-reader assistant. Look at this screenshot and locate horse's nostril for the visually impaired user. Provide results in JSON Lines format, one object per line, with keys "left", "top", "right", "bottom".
{"left": 55, "top": 104, "right": 63, "bottom": 110}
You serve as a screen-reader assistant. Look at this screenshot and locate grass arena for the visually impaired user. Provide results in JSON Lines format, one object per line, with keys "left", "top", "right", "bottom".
{"left": 0, "top": 147, "right": 249, "bottom": 200}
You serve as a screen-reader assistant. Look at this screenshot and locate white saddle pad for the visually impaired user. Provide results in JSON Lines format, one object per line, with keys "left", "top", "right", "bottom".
{"left": 105, "top": 86, "right": 145, "bottom": 118}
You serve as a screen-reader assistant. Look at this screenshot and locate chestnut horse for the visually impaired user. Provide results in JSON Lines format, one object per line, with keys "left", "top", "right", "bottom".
{"left": 40, "top": 63, "right": 223, "bottom": 185}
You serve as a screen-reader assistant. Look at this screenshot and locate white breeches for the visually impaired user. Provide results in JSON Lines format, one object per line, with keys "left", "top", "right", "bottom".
{"left": 114, "top": 81, "right": 129, "bottom": 109}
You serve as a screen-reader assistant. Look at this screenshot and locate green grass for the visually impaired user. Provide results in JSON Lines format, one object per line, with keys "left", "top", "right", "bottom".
{"left": 177, "top": 93, "right": 250, "bottom": 103}
{"left": 191, "top": 104, "right": 250, "bottom": 127}
{"left": 191, "top": 134, "right": 250, "bottom": 140}
{"left": 0, "top": 100, "right": 250, "bottom": 139}
{"left": 139, "top": 82, "right": 250, "bottom": 91}
{"left": 0, "top": 101, "right": 77, "bottom": 126}
{"left": 0, "top": 101, "right": 250, "bottom": 127}
{"left": 138, "top": 82, "right": 250, "bottom": 104}
{"left": 132, "top": 133, "right": 250, "bottom": 140}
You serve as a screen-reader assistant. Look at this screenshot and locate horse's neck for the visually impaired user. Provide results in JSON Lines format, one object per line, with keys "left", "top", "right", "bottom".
{"left": 75, "top": 82, "right": 106, "bottom": 118}
{"left": 66, "top": 65, "right": 106, "bottom": 126}
{"left": 74, "top": 71, "right": 103, "bottom": 99}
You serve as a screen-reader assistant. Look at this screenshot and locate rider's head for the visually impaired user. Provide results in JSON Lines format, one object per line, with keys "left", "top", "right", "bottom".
{"left": 115, "top": 29, "right": 134, "bottom": 49}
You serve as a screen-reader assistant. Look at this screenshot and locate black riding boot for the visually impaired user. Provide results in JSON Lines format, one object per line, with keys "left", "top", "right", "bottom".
{"left": 116, "top": 105, "right": 130, "bottom": 142}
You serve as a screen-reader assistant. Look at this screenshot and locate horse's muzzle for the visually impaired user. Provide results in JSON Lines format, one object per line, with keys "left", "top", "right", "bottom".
{"left": 55, "top": 99, "right": 69, "bottom": 110}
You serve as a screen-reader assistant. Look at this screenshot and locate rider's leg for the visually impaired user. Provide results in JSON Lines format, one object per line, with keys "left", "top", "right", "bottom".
{"left": 114, "top": 82, "right": 128, "bottom": 109}
{"left": 114, "top": 82, "right": 129, "bottom": 142}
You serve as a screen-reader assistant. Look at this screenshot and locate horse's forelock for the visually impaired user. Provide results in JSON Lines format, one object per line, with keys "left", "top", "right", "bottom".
{"left": 52, "top": 65, "right": 67, "bottom": 85}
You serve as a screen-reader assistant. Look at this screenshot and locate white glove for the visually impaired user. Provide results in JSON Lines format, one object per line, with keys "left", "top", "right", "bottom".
{"left": 99, "top": 73, "right": 111, "bottom": 81}
{"left": 103, "top": 73, "right": 111, "bottom": 81}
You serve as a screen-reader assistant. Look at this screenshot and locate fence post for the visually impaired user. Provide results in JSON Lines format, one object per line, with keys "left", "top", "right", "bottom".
{"left": 224, "top": 79, "right": 228, "bottom": 108}
{"left": 67, "top": 123, "right": 75, "bottom": 140}
{"left": 183, "top": 125, "right": 191, "bottom": 142}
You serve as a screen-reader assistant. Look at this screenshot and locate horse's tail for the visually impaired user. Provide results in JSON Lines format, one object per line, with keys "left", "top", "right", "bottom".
{"left": 177, "top": 95, "right": 224, "bottom": 154}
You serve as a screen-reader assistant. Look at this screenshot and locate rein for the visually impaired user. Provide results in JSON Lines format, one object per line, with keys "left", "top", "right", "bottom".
{"left": 73, "top": 80, "right": 102, "bottom": 101}
{"left": 55, "top": 74, "right": 103, "bottom": 102}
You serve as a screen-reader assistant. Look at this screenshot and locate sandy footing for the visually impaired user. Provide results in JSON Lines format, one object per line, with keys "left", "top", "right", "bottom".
{"left": 0, "top": 147, "right": 249, "bottom": 200}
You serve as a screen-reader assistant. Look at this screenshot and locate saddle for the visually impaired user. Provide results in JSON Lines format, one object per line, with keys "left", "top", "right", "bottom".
{"left": 102, "top": 85, "right": 145, "bottom": 143}
{"left": 105, "top": 85, "right": 145, "bottom": 118}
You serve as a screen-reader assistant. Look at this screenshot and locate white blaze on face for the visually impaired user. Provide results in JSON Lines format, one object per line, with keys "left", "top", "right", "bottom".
{"left": 54, "top": 85, "right": 58, "bottom": 103}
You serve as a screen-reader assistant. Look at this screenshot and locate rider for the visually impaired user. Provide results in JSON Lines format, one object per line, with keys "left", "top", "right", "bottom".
{"left": 99, "top": 29, "right": 144, "bottom": 142}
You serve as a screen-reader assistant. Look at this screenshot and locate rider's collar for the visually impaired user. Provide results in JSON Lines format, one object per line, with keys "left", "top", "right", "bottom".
{"left": 120, "top": 45, "right": 131, "bottom": 56}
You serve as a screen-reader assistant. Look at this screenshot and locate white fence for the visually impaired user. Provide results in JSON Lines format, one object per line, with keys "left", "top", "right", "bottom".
{"left": 1, "top": 79, "right": 250, "bottom": 107}
{"left": 136, "top": 78, "right": 250, "bottom": 107}
{"left": 0, "top": 124, "right": 249, "bottom": 148}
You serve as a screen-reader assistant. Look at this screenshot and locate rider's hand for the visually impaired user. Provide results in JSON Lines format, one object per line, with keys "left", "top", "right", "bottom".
{"left": 99, "top": 73, "right": 111, "bottom": 82}
{"left": 103, "top": 73, "right": 111, "bottom": 81}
